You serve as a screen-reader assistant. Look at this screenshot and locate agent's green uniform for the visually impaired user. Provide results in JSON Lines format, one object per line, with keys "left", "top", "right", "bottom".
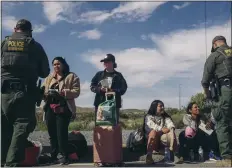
{"left": 201, "top": 36, "right": 232, "bottom": 160}
{"left": 1, "top": 19, "right": 50, "bottom": 166}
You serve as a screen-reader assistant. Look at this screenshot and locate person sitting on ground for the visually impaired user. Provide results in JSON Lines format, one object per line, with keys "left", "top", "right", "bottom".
{"left": 176, "top": 102, "right": 221, "bottom": 164}
{"left": 144, "top": 100, "right": 178, "bottom": 164}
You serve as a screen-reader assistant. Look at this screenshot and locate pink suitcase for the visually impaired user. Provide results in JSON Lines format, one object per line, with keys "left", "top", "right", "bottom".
{"left": 93, "top": 124, "right": 124, "bottom": 166}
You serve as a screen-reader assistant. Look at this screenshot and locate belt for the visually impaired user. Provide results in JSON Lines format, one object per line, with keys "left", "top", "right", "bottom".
{"left": 219, "top": 77, "right": 232, "bottom": 87}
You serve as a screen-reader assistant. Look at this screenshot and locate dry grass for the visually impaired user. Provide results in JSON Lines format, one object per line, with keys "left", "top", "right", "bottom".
{"left": 36, "top": 107, "right": 185, "bottom": 131}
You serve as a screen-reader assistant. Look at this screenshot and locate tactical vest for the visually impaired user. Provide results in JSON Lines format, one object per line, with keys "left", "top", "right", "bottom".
{"left": 216, "top": 47, "right": 232, "bottom": 78}
{"left": 1, "top": 36, "right": 34, "bottom": 76}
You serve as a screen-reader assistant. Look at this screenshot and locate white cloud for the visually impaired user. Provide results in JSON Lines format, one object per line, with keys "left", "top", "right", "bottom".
{"left": 2, "top": 2, "right": 47, "bottom": 34}
{"left": 2, "top": 16, "right": 47, "bottom": 33}
{"left": 42, "top": 2, "right": 84, "bottom": 24}
{"left": 2, "top": 16, "right": 17, "bottom": 31}
{"left": 42, "top": 2, "right": 166, "bottom": 24}
{"left": 79, "top": 20, "right": 231, "bottom": 109}
{"left": 77, "top": 10, "right": 112, "bottom": 24}
{"left": 173, "top": 2, "right": 191, "bottom": 10}
{"left": 111, "top": 2, "right": 166, "bottom": 22}
{"left": 78, "top": 29, "right": 102, "bottom": 40}
{"left": 33, "top": 24, "right": 47, "bottom": 33}
{"left": 70, "top": 31, "right": 77, "bottom": 35}
{"left": 80, "top": 81, "right": 91, "bottom": 96}
{"left": 141, "top": 34, "right": 148, "bottom": 40}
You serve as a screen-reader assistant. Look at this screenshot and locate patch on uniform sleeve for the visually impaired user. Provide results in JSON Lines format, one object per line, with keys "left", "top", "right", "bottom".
{"left": 7, "top": 39, "right": 27, "bottom": 52}
{"left": 224, "top": 49, "right": 232, "bottom": 56}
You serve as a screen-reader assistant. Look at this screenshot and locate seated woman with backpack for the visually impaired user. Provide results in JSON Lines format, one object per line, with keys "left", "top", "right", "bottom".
{"left": 176, "top": 102, "right": 221, "bottom": 164}
{"left": 144, "top": 100, "right": 178, "bottom": 164}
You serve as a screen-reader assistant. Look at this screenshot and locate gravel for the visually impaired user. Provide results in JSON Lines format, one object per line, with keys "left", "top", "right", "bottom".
{"left": 29, "top": 129, "right": 183, "bottom": 147}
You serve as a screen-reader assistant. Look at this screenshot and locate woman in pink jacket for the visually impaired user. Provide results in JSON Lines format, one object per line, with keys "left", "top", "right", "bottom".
{"left": 42, "top": 57, "right": 80, "bottom": 165}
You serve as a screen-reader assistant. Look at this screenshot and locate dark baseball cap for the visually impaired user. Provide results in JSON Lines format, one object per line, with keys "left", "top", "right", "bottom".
{"left": 211, "top": 35, "right": 227, "bottom": 52}
{"left": 100, "top": 54, "right": 115, "bottom": 62}
{"left": 15, "top": 19, "right": 32, "bottom": 31}
{"left": 212, "top": 35, "right": 227, "bottom": 44}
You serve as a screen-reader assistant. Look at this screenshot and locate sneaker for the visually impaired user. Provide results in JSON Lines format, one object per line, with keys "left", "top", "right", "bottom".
{"left": 209, "top": 151, "right": 222, "bottom": 161}
{"left": 145, "top": 154, "right": 154, "bottom": 164}
{"left": 58, "top": 156, "right": 69, "bottom": 165}
{"left": 175, "top": 157, "right": 184, "bottom": 164}
{"left": 50, "top": 156, "right": 59, "bottom": 164}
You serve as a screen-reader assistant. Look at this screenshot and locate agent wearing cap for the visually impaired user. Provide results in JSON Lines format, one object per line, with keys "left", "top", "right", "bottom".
{"left": 1, "top": 19, "right": 50, "bottom": 166}
{"left": 201, "top": 35, "right": 232, "bottom": 167}
{"left": 90, "top": 54, "right": 128, "bottom": 123}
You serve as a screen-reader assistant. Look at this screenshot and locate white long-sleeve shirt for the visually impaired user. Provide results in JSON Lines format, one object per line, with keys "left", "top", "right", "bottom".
{"left": 145, "top": 114, "right": 175, "bottom": 137}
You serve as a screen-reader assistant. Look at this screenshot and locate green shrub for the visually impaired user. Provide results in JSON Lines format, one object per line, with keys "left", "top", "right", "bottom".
{"left": 171, "top": 113, "right": 184, "bottom": 129}
{"left": 35, "top": 110, "right": 186, "bottom": 131}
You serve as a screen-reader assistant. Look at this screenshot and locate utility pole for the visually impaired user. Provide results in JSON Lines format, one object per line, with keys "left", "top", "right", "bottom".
{"left": 179, "top": 84, "right": 182, "bottom": 110}
{"left": 231, "top": 1, "right": 232, "bottom": 45}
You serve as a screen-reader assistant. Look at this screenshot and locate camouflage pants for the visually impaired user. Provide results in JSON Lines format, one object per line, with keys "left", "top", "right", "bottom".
{"left": 1, "top": 89, "right": 36, "bottom": 166}
{"left": 212, "top": 85, "right": 232, "bottom": 159}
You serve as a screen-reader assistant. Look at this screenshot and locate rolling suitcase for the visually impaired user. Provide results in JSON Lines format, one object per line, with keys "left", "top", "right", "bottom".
{"left": 93, "top": 92, "right": 124, "bottom": 166}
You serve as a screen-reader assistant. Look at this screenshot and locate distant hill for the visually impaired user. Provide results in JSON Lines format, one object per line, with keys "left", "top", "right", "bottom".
{"left": 37, "top": 106, "right": 146, "bottom": 114}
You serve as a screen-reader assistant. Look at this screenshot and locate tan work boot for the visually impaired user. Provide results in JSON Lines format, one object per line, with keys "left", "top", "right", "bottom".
{"left": 216, "top": 159, "right": 232, "bottom": 167}
{"left": 145, "top": 154, "right": 154, "bottom": 164}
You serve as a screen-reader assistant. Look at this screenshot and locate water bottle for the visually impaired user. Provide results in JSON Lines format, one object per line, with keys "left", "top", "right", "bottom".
{"left": 198, "top": 146, "right": 204, "bottom": 162}
{"left": 164, "top": 146, "right": 170, "bottom": 162}
{"left": 189, "top": 149, "right": 194, "bottom": 162}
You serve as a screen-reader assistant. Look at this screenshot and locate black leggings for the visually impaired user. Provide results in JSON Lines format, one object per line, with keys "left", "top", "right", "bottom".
{"left": 45, "top": 107, "right": 71, "bottom": 158}
{"left": 178, "top": 129, "right": 220, "bottom": 159}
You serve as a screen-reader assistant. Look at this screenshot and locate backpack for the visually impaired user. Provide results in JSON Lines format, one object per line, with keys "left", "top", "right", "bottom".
{"left": 126, "top": 112, "right": 147, "bottom": 152}
{"left": 126, "top": 127, "right": 145, "bottom": 152}
{"left": 68, "top": 131, "right": 88, "bottom": 158}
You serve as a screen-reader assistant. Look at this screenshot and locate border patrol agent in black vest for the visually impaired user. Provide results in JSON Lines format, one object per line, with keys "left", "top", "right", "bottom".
{"left": 201, "top": 36, "right": 232, "bottom": 167}
{"left": 1, "top": 19, "right": 50, "bottom": 167}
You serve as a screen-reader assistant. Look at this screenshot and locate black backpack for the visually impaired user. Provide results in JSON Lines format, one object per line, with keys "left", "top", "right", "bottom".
{"left": 126, "top": 127, "right": 145, "bottom": 152}
{"left": 126, "top": 113, "right": 147, "bottom": 152}
{"left": 68, "top": 131, "right": 88, "bottom": 158}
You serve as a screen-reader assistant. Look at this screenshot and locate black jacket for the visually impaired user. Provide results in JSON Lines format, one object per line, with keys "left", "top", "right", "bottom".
{"left": 90, "top": 69, "right": 127, "bottom": 108}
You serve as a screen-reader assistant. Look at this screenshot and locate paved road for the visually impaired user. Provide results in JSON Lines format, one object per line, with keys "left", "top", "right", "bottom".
{"left": 39, "top": 145, "right": 217, "bottom": 167}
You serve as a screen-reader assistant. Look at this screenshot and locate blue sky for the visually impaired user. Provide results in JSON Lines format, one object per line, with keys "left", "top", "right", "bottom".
{"left": 1, "top": 1, "right": 231, "bottom": 109}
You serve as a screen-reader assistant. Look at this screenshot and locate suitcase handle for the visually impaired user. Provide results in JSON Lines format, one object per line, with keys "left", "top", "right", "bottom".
{"left": 105, "top": 91, "right": 115, "bottom": 96}
{"left": 105, "top": 91, "right": 115, "bottom": 100}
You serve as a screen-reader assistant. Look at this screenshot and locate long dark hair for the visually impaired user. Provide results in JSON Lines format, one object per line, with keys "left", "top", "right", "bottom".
{"left": 147, "top": 100, "right": 172, "bottom": 119}
{"left": 52, "top": 57, "right": 70, "bottom": 76}
{"left": 186, "top": 102, "right": 197, "bottom": 114}
{"left": 186, "top": 101, "right": 201, "bottom": 123}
